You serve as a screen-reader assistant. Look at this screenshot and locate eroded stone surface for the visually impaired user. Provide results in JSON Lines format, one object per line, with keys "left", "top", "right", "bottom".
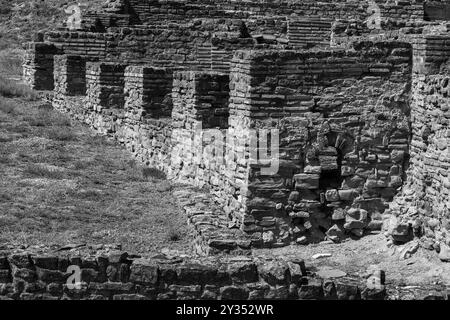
{"left": 20, "top": 0, "right": 450, "bottom": 260}
{"left": 0, "top": 247, "right": 384, "bottom": 300}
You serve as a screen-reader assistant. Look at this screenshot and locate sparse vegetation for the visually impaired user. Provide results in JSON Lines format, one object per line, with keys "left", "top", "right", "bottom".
{"left": 46, "top": 127, "right": 77, "bottom": 141}
{"left": 0, "top": 97, "right": 189, "bottom": 253}
{"left": 0, "top": 75, "right": 36, "bottom": 99}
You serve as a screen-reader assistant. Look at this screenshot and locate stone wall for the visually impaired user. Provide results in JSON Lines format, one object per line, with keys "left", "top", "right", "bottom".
{"left": 0, "top": 248, "right": 385, "bottom": 300}
{"left": 118, "top": 66, "right": 173, "bottom": 171}
{"left": 24, "top": 0, "right": 432, "bottom": 85}
{"left": 26, "top": 0, "right": 450, "bottom": 256}
{"left": 226, "top": 43, "right": 413, "bottom": 247}
{"left": 53, "top": 55, "right": 86, "bottom": 96}
{"left": 23, "top": 43, "right": 58, "bottom": 90}
{"left": 385, "top": 34, "right": 450, "bottom": 259}
{"left": 52, "top": 56, "right": 88, "bottom": 121}
{"left": 122, "top": 0, "right": 424, "bottom": 25}
{"left": 170, "top": 71, "right": 230, "bottom": 189}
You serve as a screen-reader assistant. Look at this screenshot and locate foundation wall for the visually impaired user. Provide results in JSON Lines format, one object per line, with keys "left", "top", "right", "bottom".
{"left": 0, "top": 249, "right": 385, "bottom": 300}
{"left": 227, "top": 43, "right": 413, "bottom": 246}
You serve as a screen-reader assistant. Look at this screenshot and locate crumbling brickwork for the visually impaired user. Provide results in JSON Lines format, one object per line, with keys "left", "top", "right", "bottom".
{"left": 385, "top": 34, "right": 450, "bottom": 258}
{"left": 54, "top": 55, "right": 86, "bottom": 96}
{"left": 21, "top": 0, "right": 450, "bottom": 256}
{"left": 227, "top": 43, "right": 412, "bottom": 246}
{"left": 84, "top": 62, "right": 127, "bottom": 135}
{"left": 170, "top": 71, "right": 230, "bottom": 188}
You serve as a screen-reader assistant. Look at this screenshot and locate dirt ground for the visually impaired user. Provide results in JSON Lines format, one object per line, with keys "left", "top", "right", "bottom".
{"left": 254, "top": 232, "right": 450, "bottom": 298}
{"left": 0, "top": 97, "right": 191, "bottom": 255}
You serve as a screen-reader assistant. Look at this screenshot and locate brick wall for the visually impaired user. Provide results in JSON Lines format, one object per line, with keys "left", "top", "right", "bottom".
{"left": 227, "top": 42, "right": 413, "bottom": 247}
{"left": 54, "top": 55, "right": 86, "bottom": 96}
{"left": 385, "top": 33, "right": 450, "bottom": 256}
{"left": 27, "top": 0, "right": 450, "bottom": 255}
{"left": 49, "top": 40, "right": 414, "bottom": 250}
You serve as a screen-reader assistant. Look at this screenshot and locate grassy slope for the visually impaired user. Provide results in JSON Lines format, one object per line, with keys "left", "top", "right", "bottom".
{"left": 0, "top": 0, "right": 104, "bottom": 76}
{"left": 0, "top": 97, "right": 190, "bottom": 253}
{"left": 0, "top": 1, "right": 191, "bottom": 254}
{"left": 0, "top": 0, "right": 104, "bottom": 49}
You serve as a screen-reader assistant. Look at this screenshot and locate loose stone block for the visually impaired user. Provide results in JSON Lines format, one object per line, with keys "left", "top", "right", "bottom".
{"left": 294, "top": 174, "right": 320, "bottom": 190}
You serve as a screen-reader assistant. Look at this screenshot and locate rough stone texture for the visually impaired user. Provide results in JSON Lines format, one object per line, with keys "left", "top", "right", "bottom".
{"left": 84, "top": 62, "right": 127, "bottom": 135}
{"left": 54, "top": 55, "right": 86, "bottom": 96}
{"left": 23, "top": 42, "right": 58, "bottom": 90}
{"left": 118, "top": 66, "right": 173, "bottom": 170}
{"left": 169, "top": 71, "right": 230, "bottom": 189}
{"left": 0, "top": 248, "right": 384, "bottom": 300}
{"left": 21, "top": 0, "right": 450, "bottom": 256}
{"left": 227, "top": 43, "right": 412, "bottom": 246}
{"left": 24, "top": 0, "right": 435, "bottom": 76}
{"left": 385, "top": 34, "right": 450, "bottom": 251}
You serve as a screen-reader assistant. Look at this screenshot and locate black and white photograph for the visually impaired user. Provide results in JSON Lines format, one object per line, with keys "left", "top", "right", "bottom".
{"left": 0, "top": 0, "right": 449, "bottom": 311}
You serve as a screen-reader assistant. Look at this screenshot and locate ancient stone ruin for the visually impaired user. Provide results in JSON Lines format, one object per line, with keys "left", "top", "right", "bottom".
{"left": 21, "top": 0, "right": 450, "bottom": 260}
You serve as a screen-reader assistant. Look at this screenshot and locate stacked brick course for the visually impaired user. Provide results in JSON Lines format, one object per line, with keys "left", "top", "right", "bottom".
{"left": 21, "top": 0, "right": 450, "bottom": 257}
{"left": 53, "top": 55, "right": 86, "bottom": 96}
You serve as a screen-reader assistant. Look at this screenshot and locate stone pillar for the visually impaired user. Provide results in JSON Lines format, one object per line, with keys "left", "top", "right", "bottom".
{"left": 120, "top": 65, "right": 174, "bottom": 171}
{"left": 170, "top": 71, "right": 230, "bottom": 189}
{"left": 85, "top": 62, "right": 127, "bottom": 135}
{"left": 52, "top": 55, "right": 87, "bottom": 119}
{"left": 23, "top": 42, "right": 58, "bottom": 90}
{"left": 124, "top": 66, "right": 173, "bottom": 119}
{"left": 54, "top": 55, "right": 86, "bottom": 96}
{"left": 229, "top": 43, "right": 412, "bottom": 248}
{"left": 172, "top": 71, "right": 230, "bottom": 130}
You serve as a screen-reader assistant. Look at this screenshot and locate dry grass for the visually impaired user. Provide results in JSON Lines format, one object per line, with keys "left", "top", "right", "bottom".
{"left": 0, "top": 96, "right": 190, "bottom": 254}
{"left": 0, "top": 48, "right": 23, "bottom": 76}
{"left": 0, "top": 75, "right": 36, "bottom": 100}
